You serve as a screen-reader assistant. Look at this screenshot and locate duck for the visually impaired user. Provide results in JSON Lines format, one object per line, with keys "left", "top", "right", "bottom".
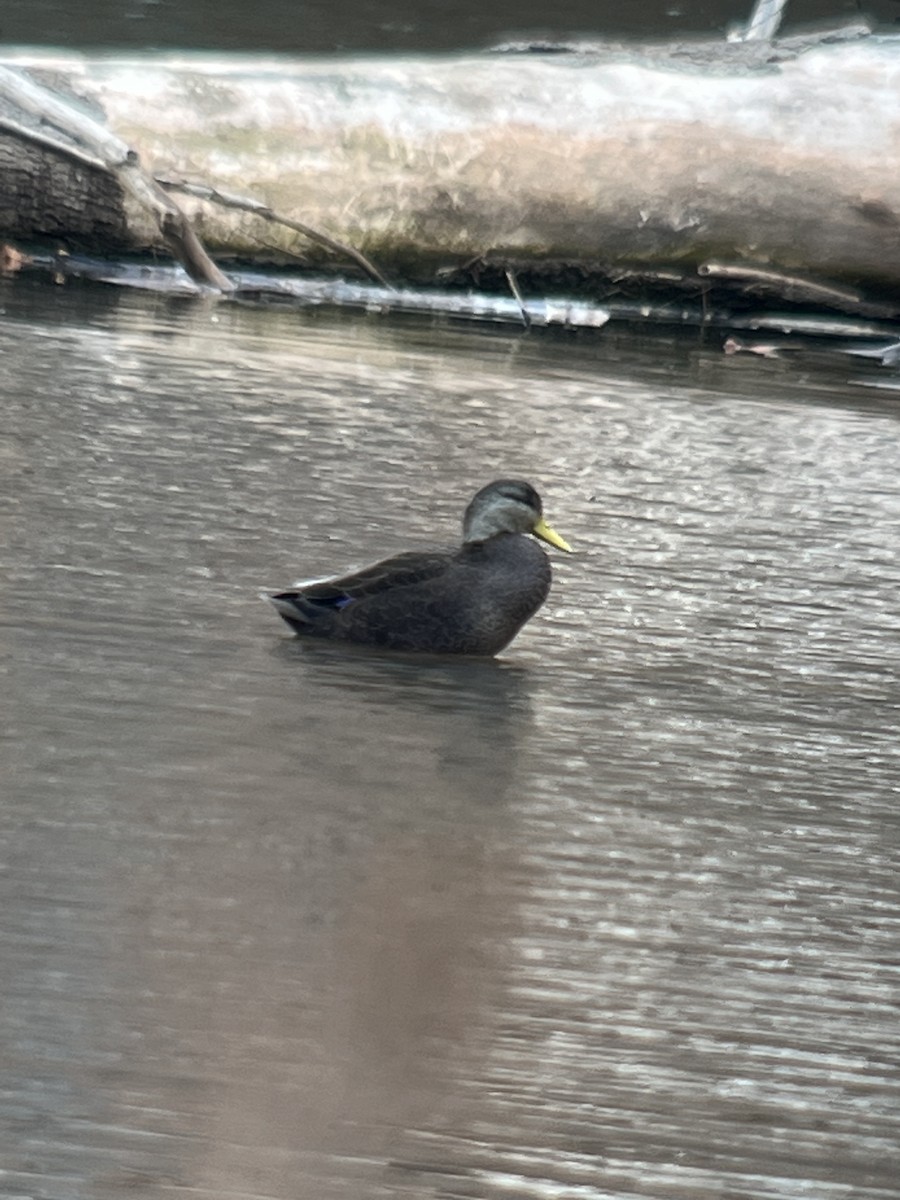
{"left": 268, "top": 479, "right": 572, "bottom": 655}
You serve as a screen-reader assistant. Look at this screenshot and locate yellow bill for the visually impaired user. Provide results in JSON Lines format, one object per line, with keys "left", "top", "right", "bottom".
{"left": 533, "top": 517, "right": 573, "bottom": 553}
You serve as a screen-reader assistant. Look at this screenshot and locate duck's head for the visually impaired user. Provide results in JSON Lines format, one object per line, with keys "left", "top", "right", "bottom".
{"left": 462, "top": 479, "right": 572, "bottom": 551}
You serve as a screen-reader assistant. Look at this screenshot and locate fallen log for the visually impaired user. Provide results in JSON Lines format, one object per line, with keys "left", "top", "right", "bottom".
{"left": 1, "top": 30, "right": 899, "bottom": 311}
{"left": 0, "top": 62, "right": 232, "bottom": 290}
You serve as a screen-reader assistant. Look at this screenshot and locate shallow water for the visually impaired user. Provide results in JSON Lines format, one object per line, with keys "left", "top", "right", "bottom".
{"left": 2, "top": 279, "right": 899, "bottom": 1199}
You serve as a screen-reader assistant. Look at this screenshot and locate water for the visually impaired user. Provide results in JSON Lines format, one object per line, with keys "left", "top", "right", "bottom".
{"left": 2, "top": 278, "right": 899, "bottom": 1199}
{"left": 1, "top": 0, "right": 898, "bottom": 54}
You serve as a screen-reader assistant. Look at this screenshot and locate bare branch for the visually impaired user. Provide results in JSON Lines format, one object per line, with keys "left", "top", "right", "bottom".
{"left": 156, "top": 177, "right": 391, "bottom": 288}
{"left": 503, "top": 268, "right": 530, "bottom": 328}
{"left": 0, "top": 113, "right": 107, "bottom": 170}
{"left": 698, "top": 260, "right": 898, "bottom": 318}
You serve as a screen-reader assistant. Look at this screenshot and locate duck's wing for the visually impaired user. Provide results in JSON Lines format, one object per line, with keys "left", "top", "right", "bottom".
{"left": 300, "top": 549, "right": 452, "bottom": 605}
{"left": 301, "top": 538, "right": 550, "bottom": 654}
{"left": 269, "top": 548, "right": 453, "bottom": 629}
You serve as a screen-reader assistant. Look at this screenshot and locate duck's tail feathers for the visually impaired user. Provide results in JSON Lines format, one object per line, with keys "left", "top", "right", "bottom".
{"left": 268, "top": 591, "right": 318, "bottom": 628}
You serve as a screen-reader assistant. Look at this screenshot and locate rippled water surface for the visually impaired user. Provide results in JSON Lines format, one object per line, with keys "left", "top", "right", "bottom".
{"left": 2, "top": 279, "right": 899, "bottom": 1199}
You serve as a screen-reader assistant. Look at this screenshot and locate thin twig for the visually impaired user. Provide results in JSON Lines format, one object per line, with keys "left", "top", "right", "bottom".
{"left": 698, "top": 259, "right": 898, "bottom": 318}
{"left": 156, "top": 177, "right": 391, "bottom": 288}
{"left": 504, "top": 268, "right": 530, "bottom": 328}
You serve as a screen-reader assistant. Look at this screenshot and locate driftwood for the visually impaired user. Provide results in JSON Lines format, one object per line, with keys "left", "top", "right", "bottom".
{"left": 0, "top": 64, "right": 232, "bottom": 291}
{"left": 1, "top": 35, "right": 900, "bottom": 329}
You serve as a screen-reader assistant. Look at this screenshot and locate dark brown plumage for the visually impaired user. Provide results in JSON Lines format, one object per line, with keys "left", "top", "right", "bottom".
{"left": 268, "top": 479, "right": 571, "bottom": 656}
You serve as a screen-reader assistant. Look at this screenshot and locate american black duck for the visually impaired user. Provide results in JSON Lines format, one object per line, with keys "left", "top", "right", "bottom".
{"left": 268, "top": 479, "right": 571, "bottom": 655}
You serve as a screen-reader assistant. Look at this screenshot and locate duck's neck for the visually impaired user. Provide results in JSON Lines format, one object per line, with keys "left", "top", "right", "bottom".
{"left": 463, "top": 514, "right": 517, "bottom": 544}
